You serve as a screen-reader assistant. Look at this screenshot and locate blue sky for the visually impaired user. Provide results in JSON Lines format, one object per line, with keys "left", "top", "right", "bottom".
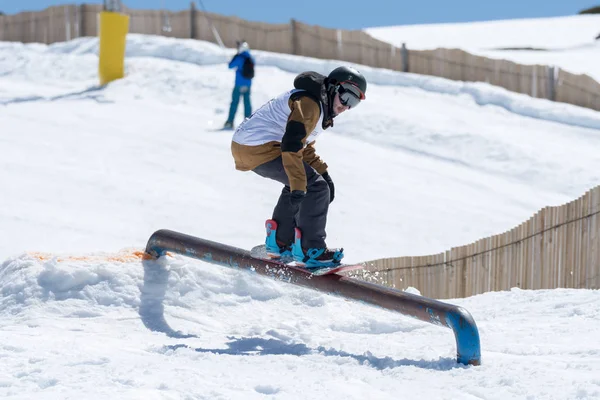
{"left": 2, "top": 0, "right": 598, "bottom": 29}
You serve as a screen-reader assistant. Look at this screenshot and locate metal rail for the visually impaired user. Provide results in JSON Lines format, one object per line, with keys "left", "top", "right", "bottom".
{"left": 145, "top": 229, "right": 481, "bottom": 365}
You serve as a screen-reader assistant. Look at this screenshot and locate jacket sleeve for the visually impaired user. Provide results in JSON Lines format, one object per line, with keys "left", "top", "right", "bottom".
{"left": 281, "top": 96, "right": 321, "bottom": 192}
{"left": 228, "top": 54, "right": 242, "bottom": 69}
{"left": 302, "top": 141, "right": 328, "bottom": 174}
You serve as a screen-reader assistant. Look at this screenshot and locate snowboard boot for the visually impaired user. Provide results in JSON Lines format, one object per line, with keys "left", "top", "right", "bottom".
{"left": 265, "top": 219, "right": 292, "bottom": 259}
{"left": 291, "top": 228, "right": 344, "bottom": 268}
{"left": 223, "top": 121, "right": 234, "bottom": 129}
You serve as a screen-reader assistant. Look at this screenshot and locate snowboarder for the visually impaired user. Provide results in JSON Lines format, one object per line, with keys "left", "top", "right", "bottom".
{"left": 224, "top": 41, "right": 255, "bottom": 129}
{"left": 230, "top": 66, "right": 367, "bottom": 267}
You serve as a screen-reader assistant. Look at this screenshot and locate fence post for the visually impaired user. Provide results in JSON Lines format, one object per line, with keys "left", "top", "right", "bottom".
{"left": 290, "top": 19, "right": 299, "bottom": 55}
{"left": 65, "top": 5, "right": 71, "bottom": 42}
{"left": 401, "top": 42, "right": 409, "bottom": 73}
{"left": 531, "top": 67, "right": 537, "bottom": 98}
{"left": 45, "top": 7, "right": 51, "bottom": 44}
{"left": 336, "top": 29, "right": 343, "bottom": 60}
{"left": 547, "top": 65, "right": 556, "bottom": 102}
{"left": 189, "top": 1, "right": 196, "bottom": 39}
{"left": 79, "top": 4, "right": 86, "bottom": 37}
{"left": 74, "top": 5, "right": 80, "bottom": 38}
{"left": 0, "top": 11, "right": 4, "bottom": 41}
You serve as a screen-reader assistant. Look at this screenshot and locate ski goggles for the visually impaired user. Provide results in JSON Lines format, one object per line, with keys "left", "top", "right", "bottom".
{"left": 338, "top": 82, "right": 365, "bottom": 109}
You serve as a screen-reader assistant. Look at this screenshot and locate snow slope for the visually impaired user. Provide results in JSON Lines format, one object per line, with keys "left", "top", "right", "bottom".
{"left": 1, "top": 27, "right": 600, "bottom": 399}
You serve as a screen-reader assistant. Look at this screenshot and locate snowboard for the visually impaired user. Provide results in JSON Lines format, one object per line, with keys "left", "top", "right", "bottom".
{"left": 250, "top": 244, "right": 365, "bottom": 276}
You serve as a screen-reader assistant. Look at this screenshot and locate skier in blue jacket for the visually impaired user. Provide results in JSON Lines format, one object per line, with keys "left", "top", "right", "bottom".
{"left": 224, "top": 41, "right": 255, "bottom": 129}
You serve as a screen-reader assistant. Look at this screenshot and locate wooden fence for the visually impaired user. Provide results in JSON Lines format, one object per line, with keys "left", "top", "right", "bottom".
{"left": 356, "top": 185, "right": 600, "bottom": 299}
{"left": 1, "top": 4, "right": 600, "bottom": 112}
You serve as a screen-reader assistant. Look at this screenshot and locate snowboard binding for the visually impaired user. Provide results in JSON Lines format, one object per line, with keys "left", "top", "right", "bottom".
{"left": 291, "top": 228, "right": 344, "bottom": 268}
{"left": 264, "top": 219, "right": 292, "bottom": 259}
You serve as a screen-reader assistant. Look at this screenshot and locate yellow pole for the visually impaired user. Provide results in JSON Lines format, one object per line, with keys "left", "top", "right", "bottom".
{"left": 98, "top": 11, "right": 130, "bottom": 85}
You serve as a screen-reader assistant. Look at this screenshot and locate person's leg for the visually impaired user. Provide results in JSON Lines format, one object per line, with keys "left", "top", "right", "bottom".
{"left": 226, "top": 86, "right": 241, "bottom": 125}
{"left": 242, "top": 86, "right": 252, "bottom": 118}
{"left": 252, "top": 157, "right": 295, "bottom": 246}
{"left": 296, "top": 174, "right": 329, "bottom": 249}
{"left": 252, "top": 157, "right": 329, "bottom": 248}
{"left": 271, "top": 185, "right": 296, "bottom": 246}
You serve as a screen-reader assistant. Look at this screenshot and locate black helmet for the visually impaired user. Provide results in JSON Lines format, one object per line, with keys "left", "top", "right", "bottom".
{"left": 327, "top": 66, "right": 367, "bottom": 100}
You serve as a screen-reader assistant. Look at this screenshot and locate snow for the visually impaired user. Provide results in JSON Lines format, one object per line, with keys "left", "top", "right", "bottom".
{"left": 1, "top": 16, "right": 600, "bottom": 399}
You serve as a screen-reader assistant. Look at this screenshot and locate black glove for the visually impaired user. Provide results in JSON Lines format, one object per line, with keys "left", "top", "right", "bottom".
{"left": 322, "top": 172, "right": 335, "bottom": 203}
{"left": 290, "top": 190, "right": 306, "bottom": 207}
